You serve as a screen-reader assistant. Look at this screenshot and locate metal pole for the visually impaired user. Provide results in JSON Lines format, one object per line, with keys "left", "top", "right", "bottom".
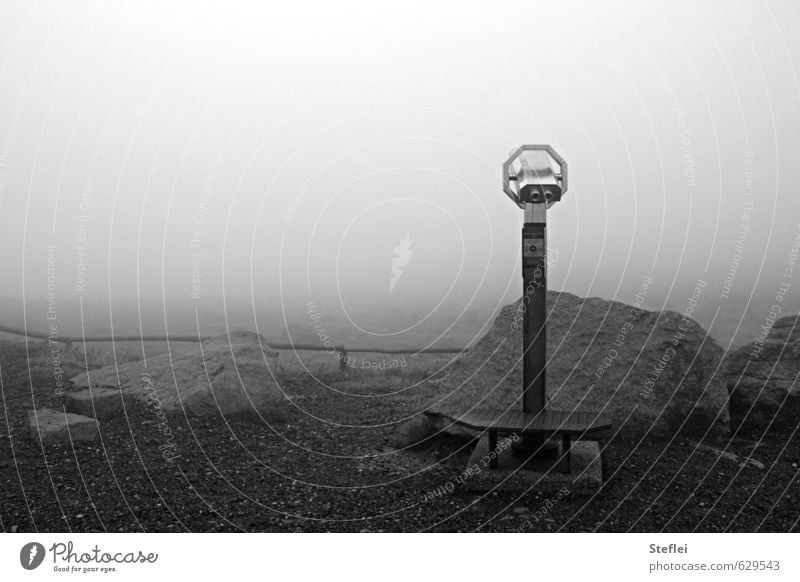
{"left": 519, "top": 203, "right": 547, "bottom": 453}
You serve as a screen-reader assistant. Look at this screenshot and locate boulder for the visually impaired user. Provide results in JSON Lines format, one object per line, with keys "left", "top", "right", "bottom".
{"left": 724, "top": 313, "right": 800, "bottom": 432}
{"left": 417, "top": 291, "right": 729, "bottom": 440}
{"left": 28, "top": 408, "right": 99, "bottom": 445}
{"left": 763, "top": 314, "right": 800, "bottom": 343}
{"left": 62, "top": 386, "right": 133, "bottom": 418}
{"left": 69, "top": 331, "right": 284, "bottom": 418}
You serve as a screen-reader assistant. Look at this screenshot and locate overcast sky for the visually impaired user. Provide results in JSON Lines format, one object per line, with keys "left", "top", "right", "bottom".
{"left": 1, "top": 0, "right": 798, "bottom": 326}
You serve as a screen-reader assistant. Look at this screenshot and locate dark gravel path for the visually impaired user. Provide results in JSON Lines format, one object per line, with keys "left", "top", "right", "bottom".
{"left": 1, "top": 340, "right": 798, "bottom": 532}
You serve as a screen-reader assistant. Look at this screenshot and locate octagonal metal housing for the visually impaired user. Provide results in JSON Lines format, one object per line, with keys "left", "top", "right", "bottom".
{"left": 503, "top": 145, "right": 568, "bottom": 208}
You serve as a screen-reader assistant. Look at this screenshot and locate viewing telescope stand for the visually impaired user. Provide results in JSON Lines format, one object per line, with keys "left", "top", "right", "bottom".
{"left": 512, "top": 203, "right": 558, "bottom": 459}
{"left": 452, "top": 145, "right": 611, "bottom": 477}
{"left": 453, "top": 203, "right": 610, "bottom": 472}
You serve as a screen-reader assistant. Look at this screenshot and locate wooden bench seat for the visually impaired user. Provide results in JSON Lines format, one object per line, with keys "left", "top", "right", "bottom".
{"left": 451, "top": 408, "right": 612, "bottom": 472}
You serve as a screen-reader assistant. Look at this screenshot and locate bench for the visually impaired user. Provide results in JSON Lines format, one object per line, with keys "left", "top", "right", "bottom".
{"left": 451, "top": 408, "right": 612, "bottom": 473}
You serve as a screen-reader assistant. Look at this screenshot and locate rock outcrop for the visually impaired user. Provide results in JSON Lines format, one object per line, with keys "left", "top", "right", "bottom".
{"left": 63, "top": 386, "right": 131, "bottom": 418}
{"left": 28, "top": 408, "right": 99, "bottom": 445}
{"left": 724, "top": 313, "right": 800, "bottom": 432}
{"left": 69, "top": 331, "right": 284, "bottom": 418}
{"left": 415, "top": 291, "right": 729, "bottom": 441}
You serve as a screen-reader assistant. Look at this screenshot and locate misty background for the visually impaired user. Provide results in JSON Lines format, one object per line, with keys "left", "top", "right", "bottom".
{"left": 0, "top": 0, "right": 798, "bottom": 351}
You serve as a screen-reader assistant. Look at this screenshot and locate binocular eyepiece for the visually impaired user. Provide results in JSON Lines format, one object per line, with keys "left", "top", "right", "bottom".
{"left": 503, "top": 145, "right": 567, "bottom": 208}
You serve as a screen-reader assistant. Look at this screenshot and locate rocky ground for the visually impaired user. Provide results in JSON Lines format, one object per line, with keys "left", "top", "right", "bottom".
{"left": 1, "top": 339, "right": 798, "bottom": 533}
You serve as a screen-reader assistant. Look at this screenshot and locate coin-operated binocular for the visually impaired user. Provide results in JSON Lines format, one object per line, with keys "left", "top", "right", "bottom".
{"left": 503, "top": 144, "right": 567, "bottom": 207}
{"left": 445, "top": 145, "right": 610, "bottom": 471}
{"left": 503, "top": 145, "right": 568, "bottom": 456}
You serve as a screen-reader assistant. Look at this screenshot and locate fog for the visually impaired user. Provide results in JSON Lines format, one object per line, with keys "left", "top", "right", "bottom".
{"left": 1, "top": 0, "right": 798, "bottom": 348}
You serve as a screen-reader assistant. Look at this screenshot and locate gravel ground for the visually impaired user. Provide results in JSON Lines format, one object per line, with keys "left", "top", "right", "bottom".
{"left": 1, "top": 340, "right": 798, "bottom": 532}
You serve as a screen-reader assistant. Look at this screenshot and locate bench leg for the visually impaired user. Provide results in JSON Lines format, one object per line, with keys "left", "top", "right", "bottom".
{"left": 560, "top": 434, "right": 571, "bottom": 473}
{"left": 489, "top": 430, "right": 498, "bottom": 469}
